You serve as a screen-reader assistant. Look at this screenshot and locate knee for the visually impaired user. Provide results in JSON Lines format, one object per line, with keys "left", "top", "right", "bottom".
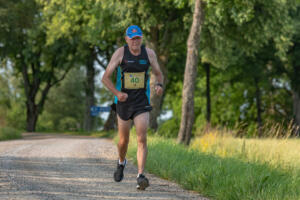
{"left": 137, "top": 136, "right": 147, "bottom": 146}
{"left": 119, "top": 137, "right": 129, "bottom": 147}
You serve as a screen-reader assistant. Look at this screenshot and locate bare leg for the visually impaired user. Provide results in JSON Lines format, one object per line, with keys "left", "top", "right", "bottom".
{"left": 117, "top": 115, "right": 132, "bottom": 162}
{"left": 133, "top": 112, "right": 149, "bottom": 174}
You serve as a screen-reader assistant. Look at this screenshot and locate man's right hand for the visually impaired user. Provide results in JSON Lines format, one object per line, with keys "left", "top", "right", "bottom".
{"left": 117, "top": 92, "right": 128, "bottom": 102}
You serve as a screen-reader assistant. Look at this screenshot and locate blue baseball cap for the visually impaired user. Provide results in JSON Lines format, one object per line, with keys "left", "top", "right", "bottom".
{"left": 126, "top": 25, "right": 142, "bottom": 39}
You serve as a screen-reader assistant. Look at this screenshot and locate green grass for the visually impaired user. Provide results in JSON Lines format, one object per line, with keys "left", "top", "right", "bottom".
{"left": 123, "top": 130, "right": 300, "bottom": 200}
{"left": 0, "top": 126, "right": 22, "bottom": 141}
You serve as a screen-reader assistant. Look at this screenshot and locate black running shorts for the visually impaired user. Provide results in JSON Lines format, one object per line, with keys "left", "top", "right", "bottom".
{"left": 116, "top": 103, "right": 152, "bottom": 121}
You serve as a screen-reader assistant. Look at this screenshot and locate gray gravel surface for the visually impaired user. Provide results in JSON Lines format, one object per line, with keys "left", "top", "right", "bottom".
{"left": 0, "top": 133, "right": 208, "bottom": 200}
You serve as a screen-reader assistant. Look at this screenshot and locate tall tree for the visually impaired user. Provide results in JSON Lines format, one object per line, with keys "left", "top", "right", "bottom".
{"left": 176, "top": 0, "right": 296, "bottom": 142}
{"left": 0, "top": 0, "right": 78, "bottom": 131}
{"left": 40, "top": 0, "right": 120, "bottom": 132}
{"left": 177, "top": 0, "right": 205, "bottom": 145}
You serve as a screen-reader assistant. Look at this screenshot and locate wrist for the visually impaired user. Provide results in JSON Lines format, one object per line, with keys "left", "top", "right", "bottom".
{"left": 115, "top": 90, "right": 122, "bottom": 96}
{"left": 155, "top": 83, "right": 163, "bottom": 88}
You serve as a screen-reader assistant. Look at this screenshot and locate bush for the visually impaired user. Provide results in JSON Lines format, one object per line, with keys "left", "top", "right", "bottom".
{"left": 36, "top": 111, "right": 55, "bottom": 132}
{"left": 0, "top": 126, "right": 22, "bottom": 141}
{"left": 6, "top": 102, "right": 26, "bottom": 130}
{"left": 157, "top": 117, "right": 180, "bottom": 138}
{"left": 58, "top": 117, "right": 80, "bottom": 131}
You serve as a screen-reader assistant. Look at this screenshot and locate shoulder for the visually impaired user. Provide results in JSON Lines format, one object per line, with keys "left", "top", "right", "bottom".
{"left": 145, "top": 47, "right": 156, "bottom": 59}
{"left": 111, "top": 46, "right": 125, "bottom": 64}
{"left": 114, "top": 46, "right": 125, "bottom": 57}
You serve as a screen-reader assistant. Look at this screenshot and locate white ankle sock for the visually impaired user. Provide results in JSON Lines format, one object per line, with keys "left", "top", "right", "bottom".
{"left": 118, "top": 159, "right": 126, "bottom": 165}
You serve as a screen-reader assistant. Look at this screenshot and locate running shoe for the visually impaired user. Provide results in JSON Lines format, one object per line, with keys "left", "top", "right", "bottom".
{"left": 136, "top": 174, "right": 149, "bottom": 190}
{"left": 113, "top": 159, "right": 127, "bottom": 182}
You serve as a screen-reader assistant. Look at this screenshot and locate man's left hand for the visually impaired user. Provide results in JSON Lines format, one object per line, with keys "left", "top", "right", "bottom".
{"left": 155, "top": 85, "right": 163, "bottom": 96}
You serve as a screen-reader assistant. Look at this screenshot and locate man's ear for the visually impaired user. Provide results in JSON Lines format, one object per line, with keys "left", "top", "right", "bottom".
{"left": 125, "top": 36, "right": 129, "bottom": 43}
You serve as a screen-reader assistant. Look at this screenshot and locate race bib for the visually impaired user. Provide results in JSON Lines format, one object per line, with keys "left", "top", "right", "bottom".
{"left": 123, "top": 72, "right": 145, "bottom": 89}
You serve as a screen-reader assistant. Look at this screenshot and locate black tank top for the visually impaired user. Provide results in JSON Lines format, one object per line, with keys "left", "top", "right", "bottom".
{"left": 118, "top": 44, "right": 151, "bottom": 106}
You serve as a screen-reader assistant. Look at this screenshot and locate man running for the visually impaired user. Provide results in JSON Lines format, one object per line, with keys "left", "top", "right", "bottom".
{"left": 101, "top": 25, "right": 164, "bottom": 190}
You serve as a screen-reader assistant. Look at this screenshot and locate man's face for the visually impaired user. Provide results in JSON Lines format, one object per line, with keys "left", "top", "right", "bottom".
{"left": 125, "top": 36, "right": 142, "bottom": 51}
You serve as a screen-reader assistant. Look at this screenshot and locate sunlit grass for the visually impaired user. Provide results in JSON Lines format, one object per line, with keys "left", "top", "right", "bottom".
{"left": 190, "top": 130, "right": 300, "bottom": 172}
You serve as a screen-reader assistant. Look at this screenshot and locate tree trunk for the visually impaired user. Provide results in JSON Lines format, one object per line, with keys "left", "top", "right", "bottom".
{"left": 177, "top": 0, "right": 205, "bottom": 145}
{"left": 25, "top": 85, "right": 54, "bottom": 132}
{"left": 84, "top": 47, "right": 96, "bottom": 132}
{"left": 292, "top": 90, "right": 300, "bottom": 135}
{"left": 22, "top": 59, "right": 53, "bottom": 132}
{"left": 103, "top": 109, "right": 117, "bottom": 131}
{"left": 254, "top": 77, "right": 263, "bottom": 137}
{"left": 26, "top": 99, "right": 38, "bottom": 132}
{"left": 204, "top": 63, "right": 211, "bottom": 131}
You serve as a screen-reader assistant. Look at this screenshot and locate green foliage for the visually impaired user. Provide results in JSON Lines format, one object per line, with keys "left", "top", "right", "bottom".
{"left": 0, "top": 126, "right": 22, "bottom": 141}
{"left": 58, "top": 117, "right": 79, "bottom": 131}
{"left": 157, "top": 117, "right": 180, "bottom": 138}
{"left": 0, "top": 69, "right": 11, "bottom": 126}
{"left": 40, "top": 0, "right": 120, "bottom": 57}
{"left": 36, "top": 112, "right": 54, "bottom": 131}
{"left": 114, "top": 0, "right": 190, "bottom": 33}
{"left": 0, "top": 69, "right": 11, "bottom": 109}
{"left": 0, "top": 0, "right": 81, "bottom": 131}
{"left": 41, "top": 0, "right": 113, "bottom": 41}
{"left": 6, "top": 101, "right": 26, "bottom": 130}
{"left": 202, "top": 0, "right": 296, "bottom": 66}
{"left": 37, "top": 67, "right": 87, "bottom": 132}
{"left": 0, "top": 65, "right": 26, "bottom": 130}
{"left": 157, "top": 0, "right": 298, "bottom": 139}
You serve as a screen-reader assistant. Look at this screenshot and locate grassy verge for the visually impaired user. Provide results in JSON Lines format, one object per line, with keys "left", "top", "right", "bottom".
{"left": 190, "top": 131, "right": 300, "bottom": 171}
{"left": 123, "top": 129, "right": 300, "bottom": 200}
{"left": 0, "top": 126, "right": 22, "bottom": 141}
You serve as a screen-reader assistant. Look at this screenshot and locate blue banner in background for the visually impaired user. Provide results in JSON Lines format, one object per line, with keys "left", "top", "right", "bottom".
{"left": 90, "top": 106, "right": 111, "bottom": 116}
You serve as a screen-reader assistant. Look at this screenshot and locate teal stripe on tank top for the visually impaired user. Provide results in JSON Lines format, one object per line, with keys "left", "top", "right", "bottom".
{"left": 146, "top": 69, "right": 150, "bottom": 104}
{"left": 114, "top": 67, "right": 122, "bottom": 104}
{"left": 114, "top": 67, "right": 151, "bottom": 104}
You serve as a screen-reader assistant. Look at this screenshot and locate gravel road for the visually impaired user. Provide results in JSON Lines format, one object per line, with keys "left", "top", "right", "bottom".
{"left": 0, "top": 133, "right": 208, "bottom": 200}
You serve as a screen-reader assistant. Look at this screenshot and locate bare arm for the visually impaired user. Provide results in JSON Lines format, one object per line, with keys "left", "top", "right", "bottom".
{"left": 101, "top": 47, "right": 126, "bottom": 99}
{"left": 146, "top": 48, "right": 164, "bottom": 95}
{"left": 146, "top": 48, "right": 164, "bottom": 85}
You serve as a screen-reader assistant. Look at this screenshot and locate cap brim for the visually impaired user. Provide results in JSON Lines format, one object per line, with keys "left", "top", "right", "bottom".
{"left": 128, "top": 35, "right": 142, "bottom": 39}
